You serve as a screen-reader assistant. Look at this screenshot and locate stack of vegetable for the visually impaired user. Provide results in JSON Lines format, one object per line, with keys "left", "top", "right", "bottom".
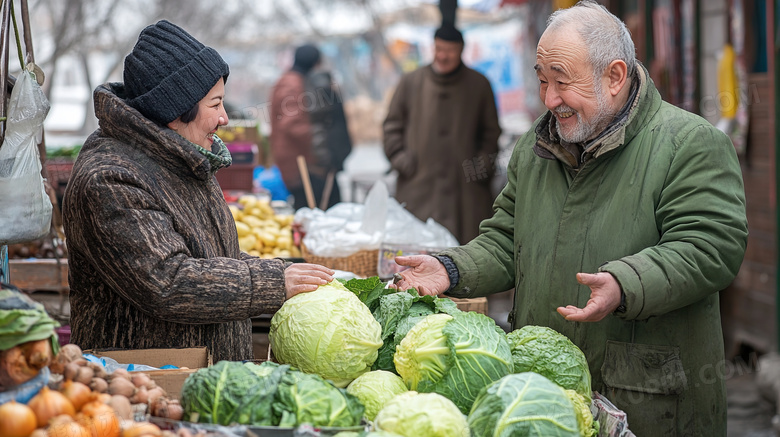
{"left": 176, "top": 277, "right": 606, "bottom": 436}
{"left": 180, "top": 360, "right": 364, "bottom": 429}
{"left": 0, "top": 339, "right": 185, "bottom": 437}
{"left": 0, "top": 285, "right": 59, "bottom": 394}
{"left": 229, "top": 194, "right": 298, "bottom": 258}
{"left": 0, "top": 285, "right": 190, "bottom": 437}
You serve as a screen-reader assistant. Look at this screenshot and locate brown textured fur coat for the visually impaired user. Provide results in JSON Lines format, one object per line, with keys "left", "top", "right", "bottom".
{"left": 62, "top": 83, "right": 285, "bottom": 362}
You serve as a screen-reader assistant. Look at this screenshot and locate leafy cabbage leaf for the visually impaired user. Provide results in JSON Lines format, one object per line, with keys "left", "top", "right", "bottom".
{"left": 372, "top": 290, "right": 460, "bottom": 373}
{"left": 340, "top": 276, "right": 395, "bottom": 312}
{"left": 565, "top": 389, "right": 598, "bottom": 437}
{"left": 181, "top": 360, "right": 281, "bottom": 425}
{"left": 468, "top": 372, "right": 579, "bottom": 437}
{"left": 506, "top": 325, "right": 592, "bottom": 402}
{"left": 394, "top": 312, "right": 513, "bottom": 414}
{"left": 272, "top": 362, "right": 365, "bottom": 428}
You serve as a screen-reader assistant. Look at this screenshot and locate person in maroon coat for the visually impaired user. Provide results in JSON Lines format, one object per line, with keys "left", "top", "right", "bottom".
{"left": 270, "top": 45, "right": 350, "bottom": 210}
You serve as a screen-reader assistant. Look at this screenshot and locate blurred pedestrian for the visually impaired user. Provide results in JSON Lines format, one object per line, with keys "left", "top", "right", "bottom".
{"left": 62, "top": 20, "right": 333, "bottom": 363}
{"left": 383, "top": 23, "right": 501, "bottom": 244}
{"left": 270, "top": 44, "right": 351, "bottom": 210}
{"left": 393, "top": 2, "right": 748, "bottom": 435}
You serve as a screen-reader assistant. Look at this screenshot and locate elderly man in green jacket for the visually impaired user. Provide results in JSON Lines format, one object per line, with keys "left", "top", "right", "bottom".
{"left": 394, "top": 1, "right": 748, "bottom": 435}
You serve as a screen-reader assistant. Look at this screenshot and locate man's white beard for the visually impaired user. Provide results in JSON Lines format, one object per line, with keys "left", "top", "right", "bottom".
{"left": 557, "top": 83, "right": 615, "bottom": 144}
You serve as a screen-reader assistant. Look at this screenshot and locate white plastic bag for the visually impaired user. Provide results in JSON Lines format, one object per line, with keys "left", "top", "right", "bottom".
{"left": 0, "top": 66, "right": 52, "bottom": 244}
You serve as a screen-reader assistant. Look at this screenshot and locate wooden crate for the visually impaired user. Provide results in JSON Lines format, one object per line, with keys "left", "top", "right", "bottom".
{"left": 9, "top": 258, "right": 69, "bottom": 293}
{"left": 447, "top": 297, "right": 488, "bottom": 315}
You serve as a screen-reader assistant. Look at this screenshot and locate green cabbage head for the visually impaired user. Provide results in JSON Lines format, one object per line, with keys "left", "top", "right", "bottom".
{"left": 270, "top": 280, "right": 383, "bottom": 387}
{"left": 346, "top": 370, "right": 408, "bottom": 421}
{"left": 506, "top": 325, "right": 592, "bottom": 401}
{"left": 333, "top": 432, "right": 403, "bottom": 437}
{"left": 394, "top": 312, "right": 512, "bottom": 414}
{"left": 467, "top": 372, "right": 579, "bottom": 437}
{"left": 374, "top": 391, "right": 470, "bottom": 437}
{"left": 565, "top": 389, "right": 598, "bottom": 437}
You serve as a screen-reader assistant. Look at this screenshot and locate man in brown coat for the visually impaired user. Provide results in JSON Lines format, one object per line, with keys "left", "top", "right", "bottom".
{"left": 383, "top": 24, "right": 502, "bottom": 244}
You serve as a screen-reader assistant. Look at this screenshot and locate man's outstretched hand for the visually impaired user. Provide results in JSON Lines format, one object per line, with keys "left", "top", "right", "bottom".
{"left": 557, "top": 272, "right": 622, "bottom": 322}
{"left": 391, "top": 255, "right": 450, "bottom": 296}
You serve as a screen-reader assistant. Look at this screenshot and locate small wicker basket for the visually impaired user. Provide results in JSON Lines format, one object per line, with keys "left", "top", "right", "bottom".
{"left": 300, "top": 244, "right": 379, "bottom": 278}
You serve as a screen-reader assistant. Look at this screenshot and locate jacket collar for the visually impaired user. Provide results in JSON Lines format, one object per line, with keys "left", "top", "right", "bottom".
{"left": 92, "top": 83, "right": 215, "bottom": 181}
{"left": 533, "top": 62, "right": 661, "bottom": 169}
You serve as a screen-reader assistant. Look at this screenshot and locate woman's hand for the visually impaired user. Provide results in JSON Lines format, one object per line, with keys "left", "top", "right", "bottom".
{"left": 285, "top": 263, "right": 335, "bottom": 299}
{"left": 392, "top": 255, "right": 450, "bottom": 296}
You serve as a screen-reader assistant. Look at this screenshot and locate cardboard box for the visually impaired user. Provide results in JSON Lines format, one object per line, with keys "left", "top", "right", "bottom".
{"left": 86, "top": 347, "right": 211, "bottom": 400}
{"left": 447, "top": 297, "right": 489, "bottom": 315}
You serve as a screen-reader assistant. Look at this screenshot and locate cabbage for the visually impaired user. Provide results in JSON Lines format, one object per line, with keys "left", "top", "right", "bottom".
{"left": 346, "top": 370, "right": 408, "bottom": 421}
{"left": 270, "top": 280, "right": 383, "bottom": 387}
{"left": 506, "top": 325, "right": 592, "bottom": 401}
{"left": 565, "top": 389, "right": 598, "bottom": 437}
{"left": 268, "top": 362, "right": 365, "bottom": 427}
{"left": 467, "top": 372, "right": 580, "bottom": 437}
{"left": 333, "top": 432, "right": 403, "bottom": 437}
{"left": 372, "top": 290, "right": 461, "bottom": 373}
{"left": 374, "top": 391, "right": 470, "bottom": 437}
{"left": 394, "top": 312, "right": 512, "bottom": 414}
{"left": 182, "top": 361, "right": 364, "bottom": 427}
{"left": 181, "top": 360, "right": 284, "bottom": 425}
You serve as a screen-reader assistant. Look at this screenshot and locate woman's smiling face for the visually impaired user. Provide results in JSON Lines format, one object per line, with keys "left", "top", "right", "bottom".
{"left": 535, "top": 28, "right": 614, "bottom": 143}
{"left": 168, "top": 79, "right": 229, "bottom": 149}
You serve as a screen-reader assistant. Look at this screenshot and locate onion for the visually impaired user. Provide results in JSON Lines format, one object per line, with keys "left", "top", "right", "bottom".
{"left": 0, "top": 400, "right": 37, "bottom": 437}
{"left": 74, "top": 367, "right": 95, "bottom": 386}
{"left": 108, "top": 377, "right": 136, "bottom": 398}
{"left": 51, "top": 344, "right": 83, "bottom": 375}
{"left": 61, "top": 380, "right": 93, "bottom": 411}
{"left": 129, "top": 373, "right": 150, "bottom": 389}
{"left": 90, "top": 377, "right": 108, "bottom": 394}
{"left": 151, "top": 398, "right": 183, "bottom": 421}
{"left": 29, "top": 386, "right": 76, "bottom": 427}
{"left": 48, "top": 415, "right": 91, "bottom": 437}
{"left": 51, "top": 345, "right": 83, "bottom": 375}
{"left": 77, "top": 401, "right": 120, "bottom": 437}
{"left": 145, "top": 387, "right": 166, "bottom": 407}
{"left": 120, "top": 422, "right": 161, "bottom": 437}
{"left": 109, "top": 369, "right": 130, "bottom": 381}
{"left": 64, "top": 362, "right": 82, "bottom": 382}
{"left": 129, "top": 386, "right": 148, "bottom": 405}
{"left": 107, "top": 395, "right": 133, "bottom": 421}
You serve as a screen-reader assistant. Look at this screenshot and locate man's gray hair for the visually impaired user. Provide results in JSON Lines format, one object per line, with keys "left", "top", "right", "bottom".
{"left": 546, "top": 1, "right": 637, "bottom": 81}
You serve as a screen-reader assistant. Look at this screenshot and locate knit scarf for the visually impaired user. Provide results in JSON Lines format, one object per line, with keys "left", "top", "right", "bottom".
{"left": 192, "top": 133, "right": 232, "bottom": 172}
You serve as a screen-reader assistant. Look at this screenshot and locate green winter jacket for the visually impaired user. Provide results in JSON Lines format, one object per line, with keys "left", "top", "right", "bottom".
{"left": 442, "top": 65, "right": 748, "bottom": 436}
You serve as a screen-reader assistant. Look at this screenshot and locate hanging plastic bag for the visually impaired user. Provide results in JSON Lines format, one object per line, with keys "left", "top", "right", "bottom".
{"left": 0, "top": 65, "right": 52, "bottom": 244}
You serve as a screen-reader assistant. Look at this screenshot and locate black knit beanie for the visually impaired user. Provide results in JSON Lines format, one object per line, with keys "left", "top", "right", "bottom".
{"left": 434, "top": 23, "right": 464, "bottom": 44}
{"left": 123, "top": 20, "right": 230, "bottom": 125}
{"left": 291, "top": 44, "right": 321, "bottom": 75}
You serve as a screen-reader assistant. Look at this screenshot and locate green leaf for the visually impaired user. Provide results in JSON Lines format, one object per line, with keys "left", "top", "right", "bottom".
{"left": 468, "top": 373, "right": 580, "bottom": 437}
{"left": 372, "top": 290, "right": 461, "bottom": 373}
{"left": 507, "top": 325, "right": 592, "bottom": 402}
